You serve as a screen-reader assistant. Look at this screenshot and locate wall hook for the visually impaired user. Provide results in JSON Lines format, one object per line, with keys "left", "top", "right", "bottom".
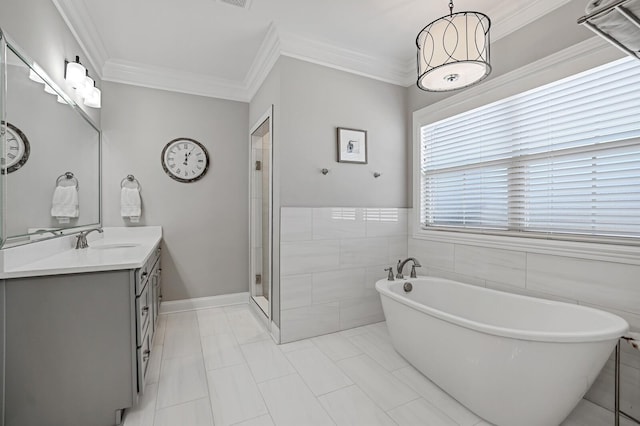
{"left": 373, "top": 172, "right": 381, "bottom": 178}
{"left": 321, "top": 168, "right": 329, "bottom": 175}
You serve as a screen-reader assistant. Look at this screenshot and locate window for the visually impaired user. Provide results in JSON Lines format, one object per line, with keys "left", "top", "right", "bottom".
{"left": 420, "top": 57, "right": 640, "bottom": 240}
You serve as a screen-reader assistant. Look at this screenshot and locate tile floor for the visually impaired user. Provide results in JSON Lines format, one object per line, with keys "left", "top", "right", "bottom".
{"left": 124, "top": 303, "right": 632, "bottom": 426}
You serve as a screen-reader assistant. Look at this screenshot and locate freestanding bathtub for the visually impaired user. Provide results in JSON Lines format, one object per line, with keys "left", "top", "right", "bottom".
{"left": 376, "top": 276, "right": 629, "bottom": 426}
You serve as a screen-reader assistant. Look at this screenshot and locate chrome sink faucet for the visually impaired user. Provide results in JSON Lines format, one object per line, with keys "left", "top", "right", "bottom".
{"left": 75, "top": 228, "right": 103, "bottom": 249}
{"left": 396, "top": 257, "right": 422, "bottom": 279}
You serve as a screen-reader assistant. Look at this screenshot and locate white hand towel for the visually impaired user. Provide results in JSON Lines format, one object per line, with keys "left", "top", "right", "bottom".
{"left": 121, "top": 187, "right": 142, "bottom": 218}
{"left": 51, "top": 185, "right": 79, "bottom": 219}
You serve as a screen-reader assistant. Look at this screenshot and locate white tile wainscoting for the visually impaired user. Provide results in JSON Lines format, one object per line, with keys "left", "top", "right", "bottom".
{"left": 408, "top": 235, "right": 640, "bottom": 421}
{"left": 279, "top": 207, "right": 408, "bottom": 343}
{"left": 124, "top": 305, "right": 633, "bottom": 426}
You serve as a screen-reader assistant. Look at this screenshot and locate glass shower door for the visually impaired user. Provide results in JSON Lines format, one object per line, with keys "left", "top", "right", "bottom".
{"left": 250, "top": 117, "right": 271, "bottom": 317}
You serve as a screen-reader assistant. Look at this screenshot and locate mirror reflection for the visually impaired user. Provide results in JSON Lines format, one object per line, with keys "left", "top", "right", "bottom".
{"left": 2, "top": 38, "right": 100, "bottom": 246}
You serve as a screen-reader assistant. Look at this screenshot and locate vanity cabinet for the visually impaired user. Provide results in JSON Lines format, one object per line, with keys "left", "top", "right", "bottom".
{"left": 4, "top": 245, "right": 161, "bottom": 426}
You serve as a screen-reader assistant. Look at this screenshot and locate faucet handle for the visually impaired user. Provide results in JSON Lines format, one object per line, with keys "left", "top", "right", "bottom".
{"left": 384, "top": 267, "right": 395, "bottom": 281}
{"left": 410, "top": 264, "right": 421, "bottom": 278}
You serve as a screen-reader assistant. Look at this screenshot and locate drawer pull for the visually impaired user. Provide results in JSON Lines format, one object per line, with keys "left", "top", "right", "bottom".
{"left": 141, "top": 272, "right": 148, "bottom": 279}
{"left": 143, "top": 349, "right": 151, "bottom": 361}
{"left": 142, "top": 306, "right": 149, "bottom": 315}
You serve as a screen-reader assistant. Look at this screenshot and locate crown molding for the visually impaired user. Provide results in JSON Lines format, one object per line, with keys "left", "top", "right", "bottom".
{"left": 244, "top": 23, "right": 281, "bottom": 100}
{"left": 279, "top": 30, "right": 411, "bottom": 87}
{"left": 102, "top": 59, "right": 249, "bottom": 102}
{"left": 51, "top": 0, "right": 109, "bottom": 78}
{"left": 487, "top": 0, "right": 573, "bottom": 41}
{"left": 53, "top": 0, "right": 576, "bottom": 101}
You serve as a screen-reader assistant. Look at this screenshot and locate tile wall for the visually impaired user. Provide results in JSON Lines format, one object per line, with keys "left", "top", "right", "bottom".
{"left": 279, "top": 207, "right": 408, "bottom": 343}
{"left": 408, "top": 235, "right": 640, "bottom": 420}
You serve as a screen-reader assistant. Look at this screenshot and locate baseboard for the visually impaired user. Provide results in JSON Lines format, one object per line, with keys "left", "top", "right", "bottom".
{"left": 159, "top": 292, "right": 249, "bottom": 314}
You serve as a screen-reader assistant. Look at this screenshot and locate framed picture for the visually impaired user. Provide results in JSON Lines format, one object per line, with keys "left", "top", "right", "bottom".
{"left": 337, "top": 127, "right": 367, "bottom": 164}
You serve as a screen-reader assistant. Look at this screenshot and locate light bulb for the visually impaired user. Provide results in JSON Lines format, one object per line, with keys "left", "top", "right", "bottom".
{"left": 84, "top": 86, "right": 101, "bottom": 109}
{"left": 77, "top": 75, "right": 94, "bottom": 98}
{"left": 28, "top": 69, "right": 45, "bottom": 84}
{"left": 44, "top": 84, "right": 57, "bottom": 95}
{"left": 65, "top": 56, "right": 86, "bottom": 89}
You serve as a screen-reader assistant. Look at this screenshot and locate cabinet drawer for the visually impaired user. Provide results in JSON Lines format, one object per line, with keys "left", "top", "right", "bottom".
{"left": 136, "top": 327, "right": 152, "bottom": 394}
{"left": 135, "top": 245, "right": 161, "bottom": 295}
{"left": 136, "top": 283, "right": 151, "bottom": 346}
{"left": 135, "top": 268, "right": 150, "bottom": 295}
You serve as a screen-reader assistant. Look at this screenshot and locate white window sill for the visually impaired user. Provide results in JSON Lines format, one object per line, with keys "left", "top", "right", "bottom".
{"left": 411, "top": 228, "right": 640, "bottom": 266}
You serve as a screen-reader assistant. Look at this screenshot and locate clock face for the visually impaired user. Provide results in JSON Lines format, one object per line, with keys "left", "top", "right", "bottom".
{"left": 1, "top": 122, "right": 30, "bottom": 174}
{"left": 161, "top": 138, "right": 209, "bottom": 183}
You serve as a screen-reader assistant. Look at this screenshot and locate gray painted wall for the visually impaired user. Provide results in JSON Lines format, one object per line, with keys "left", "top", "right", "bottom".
{"left": 101, "top": 82, "right": 249, "bottom": 301}
{"left": 279, "top": 56, "right": 408, "bottom": 208}
{"left": 0, "top": 0, "right": 101, "bottom": 126}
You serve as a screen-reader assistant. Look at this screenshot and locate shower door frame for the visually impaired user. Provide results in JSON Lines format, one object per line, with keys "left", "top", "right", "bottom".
{"left": 249, "top": 106, "right": 273, "bottom": 323}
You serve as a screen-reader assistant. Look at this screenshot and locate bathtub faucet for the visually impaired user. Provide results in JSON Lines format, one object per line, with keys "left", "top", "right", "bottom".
{"left": 396, "top": 258, "right": 422, "bottom": 279}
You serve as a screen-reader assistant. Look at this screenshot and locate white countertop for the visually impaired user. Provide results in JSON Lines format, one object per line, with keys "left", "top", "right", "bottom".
{"left": 0, "top": 226, "right": 162, "bottom": 279}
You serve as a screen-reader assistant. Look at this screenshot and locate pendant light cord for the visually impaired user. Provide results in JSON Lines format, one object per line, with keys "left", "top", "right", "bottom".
{"left": 449, "top": 0, "right": 454, "bottom": 16}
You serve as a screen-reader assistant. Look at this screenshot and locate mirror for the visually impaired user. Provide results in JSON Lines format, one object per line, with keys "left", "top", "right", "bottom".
{"left": 0, "top": 31, "right": 101, "bottom": 247}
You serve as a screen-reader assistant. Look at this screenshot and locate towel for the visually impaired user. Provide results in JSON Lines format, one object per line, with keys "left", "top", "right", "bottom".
{"left": 51, "top": 185, "right": 79, "bottom": 221}
{"left": 585, "top": 0, "right": 640, "bottom": 51}
{"left": 121, "top": 187, "right": 141, "bottom": 220}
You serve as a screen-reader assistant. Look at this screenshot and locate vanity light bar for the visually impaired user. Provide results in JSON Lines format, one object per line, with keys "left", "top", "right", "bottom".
{"left": 64, "top": 55, "right": 101, "bottom": 109}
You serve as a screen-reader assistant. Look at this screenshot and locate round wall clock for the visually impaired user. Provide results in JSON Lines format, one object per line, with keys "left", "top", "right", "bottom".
{"left": 1, "top": 122, "right": 30, "bottom": 174}
{"left": 161, "top": 138, "right": 210, "bottom": 183}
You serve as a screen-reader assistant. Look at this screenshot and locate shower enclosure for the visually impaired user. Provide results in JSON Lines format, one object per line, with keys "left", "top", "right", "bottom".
{"left": 250, "top": 108, "right": 273, "bottom": 319}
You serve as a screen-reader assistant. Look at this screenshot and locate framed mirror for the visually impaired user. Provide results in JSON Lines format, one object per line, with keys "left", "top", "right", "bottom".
{"left": 0, "top": 30, "right": 101, "bottom": 247}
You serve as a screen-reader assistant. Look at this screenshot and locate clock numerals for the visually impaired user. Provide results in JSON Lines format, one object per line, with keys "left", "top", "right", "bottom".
{"left": 2, "top": 124, "right": 29, "bottom": 174}
{"left": 162, "top": 138, "right": 209, "bottom": 183}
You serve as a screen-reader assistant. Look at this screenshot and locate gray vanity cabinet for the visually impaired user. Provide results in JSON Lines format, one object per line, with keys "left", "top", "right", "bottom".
{"left": 4, "top": 246, "right": 161, "bottom": 426}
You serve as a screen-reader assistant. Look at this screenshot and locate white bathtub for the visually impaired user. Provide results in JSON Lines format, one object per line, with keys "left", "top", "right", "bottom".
{"left": 376, "top": 276, "right": 629, "bottom": 426}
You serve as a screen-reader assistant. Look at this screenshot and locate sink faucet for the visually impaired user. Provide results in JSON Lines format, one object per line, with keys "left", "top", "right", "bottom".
{"left": 396, "top": 257, "right": 422, "bottom": 279}
{"left": 75, "top": 228, "right": 103, "bottom": 249}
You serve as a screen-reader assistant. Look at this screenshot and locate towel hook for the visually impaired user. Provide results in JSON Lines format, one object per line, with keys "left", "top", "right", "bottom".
{"left": 120, "top": 174, "right": 141, "bottom": 190}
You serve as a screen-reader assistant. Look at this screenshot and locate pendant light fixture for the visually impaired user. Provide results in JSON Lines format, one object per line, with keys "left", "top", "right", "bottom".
{"left": 416, "top": 0, "right": 491, "bottom": 92}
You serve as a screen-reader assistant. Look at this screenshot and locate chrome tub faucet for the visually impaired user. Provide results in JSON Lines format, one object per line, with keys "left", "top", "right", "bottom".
{"left": 396, "top": 257, "right": 422, "bottom": 279}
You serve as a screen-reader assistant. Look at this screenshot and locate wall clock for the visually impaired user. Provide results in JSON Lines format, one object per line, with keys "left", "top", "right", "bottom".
{"left": 1, "top": 122, "right": 30, "bottom": 174}
{"left": 161, "top": 137, "right": 210, "bottom": 183}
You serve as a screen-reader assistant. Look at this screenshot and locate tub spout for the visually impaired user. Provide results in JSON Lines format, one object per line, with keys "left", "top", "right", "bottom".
{"left": 396, "top": 258, "right": 422, "bottom": 279}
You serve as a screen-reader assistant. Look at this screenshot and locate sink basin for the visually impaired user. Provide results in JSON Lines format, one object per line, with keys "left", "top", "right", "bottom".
{"left": 90, "top": 243, "right": 140, "bottom": 250}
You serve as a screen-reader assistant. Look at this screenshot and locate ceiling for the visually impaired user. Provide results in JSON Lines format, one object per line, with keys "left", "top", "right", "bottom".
{"left": 52, "top": 0, "right": 572, "bottom": 102}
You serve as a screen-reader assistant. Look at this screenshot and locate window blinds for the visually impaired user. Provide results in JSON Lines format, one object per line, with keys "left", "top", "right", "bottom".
{"left": 420, "top": 57, "right": 640, "bottom": 238}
